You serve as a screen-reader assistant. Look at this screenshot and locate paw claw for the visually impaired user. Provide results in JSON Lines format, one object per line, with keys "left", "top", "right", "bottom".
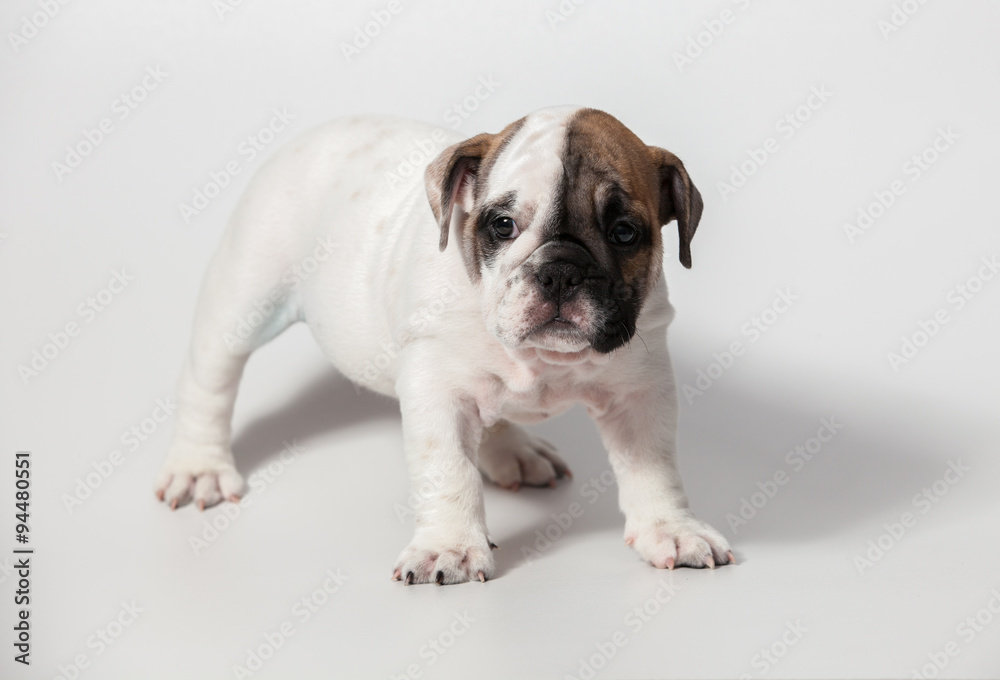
{"left": 155, "top": 447, "right": 244, "bottom": 512}
{"left": 478, "top": 570, "right": 486, "bottom": 583}
{"left": 627, "top": 514, "right": 730, "bottom": 571}
{"left": 394, "top": 536, "right": 495, "bottom": 585}
{"left": 489, "top": 542, "right": 498, "bottom": 550}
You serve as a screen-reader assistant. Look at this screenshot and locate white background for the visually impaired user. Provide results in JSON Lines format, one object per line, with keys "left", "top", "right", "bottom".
{"left": 2, "top": 1, "right": 999, "bottom": 678}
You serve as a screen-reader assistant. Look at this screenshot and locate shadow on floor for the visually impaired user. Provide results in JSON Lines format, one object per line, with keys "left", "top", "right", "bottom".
{"left": 231, "top": 372, "right": 398, "bottom": 473}
{"left": 228, "top": 358, "right": 952, "bottom": 579}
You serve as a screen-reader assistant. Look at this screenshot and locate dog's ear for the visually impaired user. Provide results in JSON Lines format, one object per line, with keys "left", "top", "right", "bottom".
{"left": 425, "top": 133, "right": 495, "bottom": 251}
{"left": 648, "top": 147, "right": 704, "bottom": 269}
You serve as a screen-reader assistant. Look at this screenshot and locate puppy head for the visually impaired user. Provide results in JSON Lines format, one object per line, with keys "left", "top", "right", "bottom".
{"left": 425, "top": 107, "right": 703, "bottom": 355}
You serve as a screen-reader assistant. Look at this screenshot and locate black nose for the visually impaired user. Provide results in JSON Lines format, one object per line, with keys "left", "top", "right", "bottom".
{"left": 536, "top": 261, "right": 585, "bottom": 302}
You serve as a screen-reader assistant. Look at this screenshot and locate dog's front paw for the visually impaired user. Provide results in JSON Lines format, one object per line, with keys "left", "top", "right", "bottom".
{"left": 625, "top": 513, "right": 734, "bottom": 570}
{"left": 478, "top": 422, "right": 571, "bottom": 491}
{"left": 393, "top": 531, "right": 496, "bottom": 585}
{"left": 154, "top": 442, "right": 244, "bottom": 510}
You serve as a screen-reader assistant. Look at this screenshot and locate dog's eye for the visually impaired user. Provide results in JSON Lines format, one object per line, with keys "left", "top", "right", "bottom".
{"left": 609, "top": 222, "right": 639, "bottom": 246}
{"left": 491, "top": 216, "right": 519, "bottom": 239}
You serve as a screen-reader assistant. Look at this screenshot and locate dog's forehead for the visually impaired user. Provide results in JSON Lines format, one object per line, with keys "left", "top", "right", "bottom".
{"left": 561, "top": 109, "right": 659, "bottom": 206}
{"left": 483, "top": 107, "right": 577, "bottom": 211}
{"left": 483, "top": 107, "right": 656, "bottom": 219}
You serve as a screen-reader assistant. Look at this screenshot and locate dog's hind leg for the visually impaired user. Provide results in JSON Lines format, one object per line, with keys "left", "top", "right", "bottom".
{"left": 477, "top": 421, "right": 571, "bottom": 491}
{"left": 154, "top": 233, "right": 301, "bottom": 511}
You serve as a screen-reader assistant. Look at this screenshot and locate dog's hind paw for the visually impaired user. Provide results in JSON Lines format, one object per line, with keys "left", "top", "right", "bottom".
{"left": 477, "top": 422, "right": 571, "bottom": 491}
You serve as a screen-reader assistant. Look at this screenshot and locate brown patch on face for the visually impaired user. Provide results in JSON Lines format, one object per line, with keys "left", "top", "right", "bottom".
{"left": 562, "top": 109, "right": 664, "bottom": 298}
{"left": 509, "top": 108, "right": 703, "bottom": 353}
{"left": 564, "top": 108, "right": 704, "bottom": 270}
{"left": 425, "top": 108, "right": 703, "bottom": 354}
{"left": 512, "top": 108, "right": 664, "bottom": 353}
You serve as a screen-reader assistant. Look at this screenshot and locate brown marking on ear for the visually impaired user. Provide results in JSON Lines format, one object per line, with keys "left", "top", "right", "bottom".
{"left": 425, "top": 133, "right": 495, "bottom": 251}
{"left": 648, "top": 146, "right": 704, "bottom": 269}
{"left": 424, "top": 117, "right": 526, "bottom": 278}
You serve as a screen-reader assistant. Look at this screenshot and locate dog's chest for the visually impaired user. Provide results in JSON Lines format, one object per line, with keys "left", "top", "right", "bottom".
{"left": 473, "top": 355, "right": 617, "bottom": 426}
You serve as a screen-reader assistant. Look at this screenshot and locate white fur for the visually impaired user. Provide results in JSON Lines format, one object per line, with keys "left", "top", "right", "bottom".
{"left": 154, "top": 108, "right": 731, "bottom": 583}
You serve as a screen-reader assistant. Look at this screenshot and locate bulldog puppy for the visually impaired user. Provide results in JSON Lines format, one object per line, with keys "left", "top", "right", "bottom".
{"left": 154, "top": 106, "right": 733, "bottom": 584}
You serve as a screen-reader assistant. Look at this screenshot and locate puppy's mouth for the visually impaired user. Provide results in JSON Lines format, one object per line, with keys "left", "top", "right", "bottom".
{"left": 546, "top": 316, "right": 576, "bottom": 330}
{"left": 522, "top": 315, "right": 591, "bottom": 352}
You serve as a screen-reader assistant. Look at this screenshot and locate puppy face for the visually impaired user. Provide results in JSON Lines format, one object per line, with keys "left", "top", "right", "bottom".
{"left": 426, "top": 107, "right": 703, "bottom": 355}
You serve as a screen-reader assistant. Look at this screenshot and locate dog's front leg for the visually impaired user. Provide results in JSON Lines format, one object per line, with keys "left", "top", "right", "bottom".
{"left": 392, "top": 357, "right": 494, "bottom": 585}
{"left": 596, "top": 377, "right": 734, "bottom": 570}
